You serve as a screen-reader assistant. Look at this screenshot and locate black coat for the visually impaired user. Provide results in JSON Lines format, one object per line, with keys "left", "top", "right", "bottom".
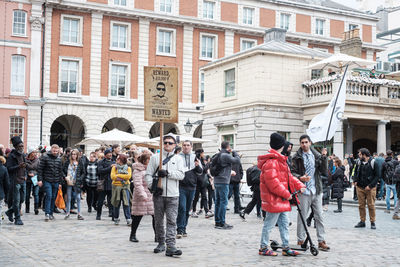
{"left": 6, "top": 149, "right": 26, "bottom": 184}
{"left": 37, "top": 153, "right": 63, "bottom": 183}
{"left": 0, "top": 161, "right": 9, "bottom": 200}
{"left": 331, "top": 166, "right": 345, "bottom": 199}
{"left": 230, "top": 162, "right": 243, "bottom": 183}
{"left": 246, "top": 165, "right": 260, "bottom": 191}
{"left": 97, "top": 158, "right": 115, "bottom": 191}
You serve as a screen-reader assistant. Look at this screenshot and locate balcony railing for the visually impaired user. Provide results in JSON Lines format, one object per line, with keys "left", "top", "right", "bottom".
{"left": 303, "top": 75, "right": 400, "bottom": 105}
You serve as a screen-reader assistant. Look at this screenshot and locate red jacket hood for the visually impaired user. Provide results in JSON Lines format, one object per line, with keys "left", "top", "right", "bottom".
{"left": 257, "top": 149, "right": 287, "bottom": 169}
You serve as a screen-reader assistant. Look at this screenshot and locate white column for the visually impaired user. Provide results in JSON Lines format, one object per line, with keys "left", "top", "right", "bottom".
{"left": 377, "top": 120, "right": 388, "bottom": 154}
{"left": 345, "top": 123, "right": 353, "bottom": 154}
{"left": 89, "top": 12, "right": 103, "bottom": 98}
{"left": 333, "top": 120, "right": 344, "bottom": 160}
{"left": 386, "top": 126, "right": 391, "bottom": 152}
{"left": 182, "top": 25, "right": 193, "bottom": 104}
{"left": 28, "top": 2, "right": 44, "bottom": 99}
{"left": 43, "top": 7, "right": 53, "bottom": 96}
{"left": 224, "top": 30, "right": 234, "bottom": 57}
{"left": 26, "top": 104, "right": 42, "bottom": 148}
{"left": 137, "top": 18, "right": 150, "bottom": 104}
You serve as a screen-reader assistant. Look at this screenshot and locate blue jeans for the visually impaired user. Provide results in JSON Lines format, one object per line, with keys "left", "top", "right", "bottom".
{"left": 176, "top": 187, "right": 196, "bottom": 233}
{"left": 66, "top": 186, "right": 81, "bottom": 214}
{"left": 228, "top": 182, "right": 241, "bottom": 212}
{"left": 260, "top": 211, "right": 290, "bottom": 248}
{"left": 386, "top": 184, "right": 397, "bottom": 210}
{"left": 8, "top": 182, "right": 26, "bottom": 220}
{"left": 378, "top": 178, "right": 385, "bottom": 199}
{"left": 113, "top": 188, "right": 131, "bottom": 220}
{"left": 43, "top": 181, "right": 59, "bottom": 216}
{"left": 214, "top": 183, "right": 229, "bottom": 225}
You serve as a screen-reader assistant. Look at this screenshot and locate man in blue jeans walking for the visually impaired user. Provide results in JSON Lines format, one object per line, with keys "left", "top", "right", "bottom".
{"left": 382, "top": 150, "right": 398, "bottom": 213}
{"left": 37, "top": 144, "right": 63, "bottom": 221}
{"left": 176, "top": 141, "right": 202, "bottom": 238}
{"left": 214, "top": 141, "right": 240, "bottom": 230}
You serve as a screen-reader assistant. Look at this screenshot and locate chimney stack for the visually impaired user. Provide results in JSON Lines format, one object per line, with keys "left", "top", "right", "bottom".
{"left": 339, "top": 28, "right": 362, "bottom": 58}
{"left": 264, "top": 28, "right": 286, "bottom": 43}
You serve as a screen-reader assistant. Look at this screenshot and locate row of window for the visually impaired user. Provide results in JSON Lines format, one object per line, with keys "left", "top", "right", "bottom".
{"left": 61, "top": 15, "right": 257, "bottom": 59}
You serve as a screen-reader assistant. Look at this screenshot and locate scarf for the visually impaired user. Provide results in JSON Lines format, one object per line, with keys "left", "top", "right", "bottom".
{"left": 116, "top": 164, "right": 128, "bottom": 174}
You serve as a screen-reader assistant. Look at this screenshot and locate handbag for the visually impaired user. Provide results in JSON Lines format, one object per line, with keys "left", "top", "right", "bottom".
{"left": 65, "top": 175, "right": 75, "bottom": 186}
{"left": 97, "top": 179, "right": 105, "bottom": 192}
{"left": 150, "top": 154, "right": 175, "bottom": 196}
{"left": 55, "top": 188, "right": 66, "bottom": 210}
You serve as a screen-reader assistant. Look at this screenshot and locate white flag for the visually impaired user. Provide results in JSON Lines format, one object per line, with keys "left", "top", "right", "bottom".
{"left": 306, "top": 74, "right": 347, "bottom": 143}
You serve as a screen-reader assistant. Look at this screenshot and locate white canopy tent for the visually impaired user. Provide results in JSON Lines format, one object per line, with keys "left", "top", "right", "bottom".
{"left": 150, "top": 134, "right": 211, "bottom": 144}
{"left": 77, "top": 128, "right": 156, "bottom": 147}
{"left": 307, "top": 53, "right": 375, "bottom": 70}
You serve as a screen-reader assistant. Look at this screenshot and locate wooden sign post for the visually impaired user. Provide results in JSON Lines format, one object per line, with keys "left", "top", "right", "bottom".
{"left": 144, "top": 66, "right": 179, "bottom": 189}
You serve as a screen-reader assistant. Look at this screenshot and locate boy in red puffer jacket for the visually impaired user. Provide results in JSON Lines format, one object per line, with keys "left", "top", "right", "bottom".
{"left": 258, "top": 133, "right": 305, "bottom": 257}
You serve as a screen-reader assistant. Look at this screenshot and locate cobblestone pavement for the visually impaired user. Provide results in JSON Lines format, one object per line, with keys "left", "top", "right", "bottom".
{"left": 1, "top": 196, "right": 399, "bottom": 267}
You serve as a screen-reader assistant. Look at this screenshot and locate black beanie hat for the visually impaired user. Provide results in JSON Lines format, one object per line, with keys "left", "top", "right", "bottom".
{"left": 11, "top": 136, "right": 23, "bottom": 148}
{"left": 270, "top": 133, "right": 286, "bottom": 150}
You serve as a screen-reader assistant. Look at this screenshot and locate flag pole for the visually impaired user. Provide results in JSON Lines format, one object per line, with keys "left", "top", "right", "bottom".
{"left": 324, "top": 64, "right": 349, "bottom": 150}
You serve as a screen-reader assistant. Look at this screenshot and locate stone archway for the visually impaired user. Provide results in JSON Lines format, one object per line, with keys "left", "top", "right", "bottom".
{"left": 50, "top": 115, "right": 86, "bottom": 149}
{"left": 193, "top": 124, "right": 203, "bottom": 150}
{"left": 149, "top": 122, "right": 179, "bottom": 138}
{"left": 353, "top": 138, "right": 376, "bottom": 155}
{"left": 102, "top": 117, "right": 134, "bottom": 133}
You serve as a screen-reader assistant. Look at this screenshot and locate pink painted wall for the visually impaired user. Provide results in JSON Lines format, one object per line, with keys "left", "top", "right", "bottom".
{"left": 0, "top": 1, "right": 32, "bottom": 148}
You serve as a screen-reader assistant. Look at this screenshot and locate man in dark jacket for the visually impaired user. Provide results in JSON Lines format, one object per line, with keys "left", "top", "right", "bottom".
{"left": 5, "top": 136, "right": 26, "bottom": 225}
{"left": 96, "top": 148, "right": 115, "bottom": 220}
{"left": 291, "top": 134, "right": 330, "bottom": 251}
{"left": 375, "top": 153, "right": 385, "bottom": 200}
{"left": 229, "top": 161, "right": 243, "bottom": 214}
{"left": 354, "top": 148, "right": 378, "bottom": 229}
{"left": 176, "top": 141, "right": 202, "bottom": 238}
{"left": 381, "top": 150, "right": 398, "bottom": 213}
{"left": 37, "top": 144, "right": 63, "bottom": 221}
{"left": 214, "top": 141, "right": 241, "bottom": 230}
{"left": 240, "top": 163, "right": 262, "bottom": 220}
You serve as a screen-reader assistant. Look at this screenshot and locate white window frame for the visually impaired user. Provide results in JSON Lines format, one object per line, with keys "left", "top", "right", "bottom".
{"left": 110, "top": 21, "right": 131, "bottom": 52}
{"left": 315, "top": 18, "right": 325, "bottom": 36}
{"left": 110, "top": 0, "right": 127, "bottom": 7}
{"left": 242, "top": 7, "right": 255, "bottom": 26}
{"left": 9, "top": 116, "right": 24, "bottom": 147}
{"left": 349, "top": 24, "right": 358, "bottom": 31}
{"left": 60, "top": 14, "right": 83, "bottom": 46}
{"left": 156, "top": 27, "right": 176, "bottom": 57}
{"left": 10, "top": 55, "right": 26, "bottom": 96}
{"left": 158, "top": 0, "right": 173, "bottom": 14}
{"left": 240, "top": 38, "right": 257, "bottom": 51}
{"left": 313, "top": 47, "right": 329, "bottom": 53}
{"left": 58, "top": 56, "right": 82, "bottom": 97}
{"left": 199, "top": 71, "right": 205, "bottom": 104}
{"left": 200, "top": 33, "right": 218, "bottom": 61}
{"left": 224, "top": 68, "right": 236, "bottom": 98}
{"left": 279, "top": 13, "right": 291, "bottom": 31}
{"left": 202, "top": 0, "right": 216, "bottom": 20}
{"left": 12, "top": 10, "right": 27, "bottom": 37}
{"left": 108, "top": 62, "right": 131, "bottom": 99}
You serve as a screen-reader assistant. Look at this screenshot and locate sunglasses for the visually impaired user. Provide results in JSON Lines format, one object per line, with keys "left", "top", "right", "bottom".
{"left": 164, "top": 142, "right": 175, "bottom": 145}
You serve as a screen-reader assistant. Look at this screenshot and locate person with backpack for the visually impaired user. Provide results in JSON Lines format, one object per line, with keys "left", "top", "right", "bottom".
{"left": 375, "top": 153, "right": 385, "bottom": 200}
{"left": 191, "top": 149, "right": 211, "bottom": 218}
{"left": 211, "top": 141, "right": 241, "bottom": 230}
{"left": 240, "top": 163, "right": 263, "bottom": 220}
{"left": 229, "top": 161, "right": 244, "bottom": 214}
{"left": 382, "top": 150, "right": 398, "bottom": 213}
{"left": 354, "top": 148, "right": 379, "bottom": 229}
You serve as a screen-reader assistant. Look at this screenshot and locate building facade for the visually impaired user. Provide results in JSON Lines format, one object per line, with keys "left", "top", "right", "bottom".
{"left": 0, "top": 0, "right": 44, "bottom": 149}
{"left": 0, "top": 0, "right": 383, "bottom": 151}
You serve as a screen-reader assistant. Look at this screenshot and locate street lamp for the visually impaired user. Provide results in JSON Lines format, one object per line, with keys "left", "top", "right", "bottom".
{"left": 184, "top": 118, "right": 204, "bottom": 133}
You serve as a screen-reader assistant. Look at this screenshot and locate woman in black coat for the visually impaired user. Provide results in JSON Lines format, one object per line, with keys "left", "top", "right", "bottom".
{"left": 330, "top": 158, "right": 345, "bottom": 213}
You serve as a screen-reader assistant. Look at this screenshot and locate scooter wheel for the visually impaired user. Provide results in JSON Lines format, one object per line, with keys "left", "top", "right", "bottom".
{"left": 310, "top": 246, "right": 319, "bottom": 256}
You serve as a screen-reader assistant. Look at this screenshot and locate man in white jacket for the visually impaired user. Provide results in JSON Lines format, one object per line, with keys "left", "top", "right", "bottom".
{"left": 145, "top": 134, "right": 185, "bottom": 257}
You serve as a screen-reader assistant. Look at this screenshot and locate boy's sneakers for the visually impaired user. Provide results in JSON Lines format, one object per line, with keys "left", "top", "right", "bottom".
{"left": 239, "top": 211, "right": 246, "bottom": 220}
{"left": 176, "top": 232, "right": 183, "bottom": 239}
{"left": 205, "top": 211, "right": 214, "bottom": 218}
{"left": 354, "top": 221, "right": 366, "bottom": 228}
{"left": 259, "top": 247, "right": 278, "bottom": 256}
{"left": 282, "top": 248, "right": 300, "bottom": 256}
{"left": 215, "top": 223, "right": 233, "bottom": 230}
{"left": 182, "top": 231, "right": 188, "bottom": 237}
{"left": 45, "top": 214, "right": 50, "bottom": 222}
{"left": 114, "top": 218, "right": 120, "bottom": 225}
{"left": 393, "top": 214, "right": 400, "bottom": 220}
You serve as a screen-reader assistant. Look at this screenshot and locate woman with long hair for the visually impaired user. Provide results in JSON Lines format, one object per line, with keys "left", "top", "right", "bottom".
{"left": 64, "top": 149, "right": 84, "bottom": 220}
{"left": 130, "top": 152, "right": 155, "bottom": 242}
{"left": 111, "top": 154, "right": 132, "bottom": 225}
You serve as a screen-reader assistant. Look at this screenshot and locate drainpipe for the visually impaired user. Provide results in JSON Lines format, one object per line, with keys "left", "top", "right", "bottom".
{"left": 40, "top": 3, "right": 46, "bottom": 145}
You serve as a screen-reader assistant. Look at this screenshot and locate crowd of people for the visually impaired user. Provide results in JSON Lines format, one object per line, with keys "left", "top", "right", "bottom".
{"left": 0, "top": 131, "right": 399, "bottom": 258}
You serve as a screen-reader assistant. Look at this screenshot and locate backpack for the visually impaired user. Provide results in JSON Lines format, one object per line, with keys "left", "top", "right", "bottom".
{"left": 384, "top": 160, "right": 396, "bottom": 184}
{"left": 209, "top": 153, "right": 222, "bottom": 177}
{"left": 246, "top": 166, "right": 260, "bottom": 187}
{"left": 393, "top": 164, "right": 400, "bottom": 183}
